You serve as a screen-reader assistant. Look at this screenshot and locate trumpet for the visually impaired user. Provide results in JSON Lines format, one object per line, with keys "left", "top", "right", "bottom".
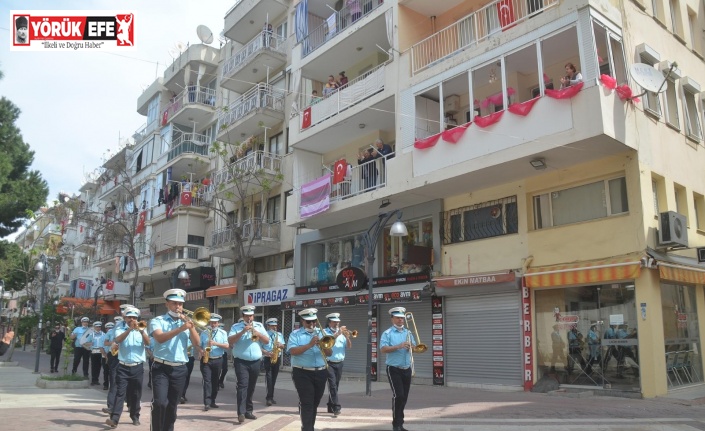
{"left": 137, "top": 321, "right": 147, "bottom": 330}
{"left": 343, "top": 329, "right": 358, "bottom": 338}
{"left": 404, "top": 312, "right": 428, "bottom": 377}
{"left": 110, "top": 344, "right": 119, "bottom": 356}
{"left": 181, "top": 307, "right": 211, "bottom": 332}
{"left": 250, "top": 326, "right": 259, "bottom": 342}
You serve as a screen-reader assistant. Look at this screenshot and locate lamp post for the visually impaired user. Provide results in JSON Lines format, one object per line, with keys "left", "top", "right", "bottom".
{"left": 363, "top": 210, "right": 408, "bottom": 396}
{"left": 172, "top": 263, "right": 189, "bottom": 288}
{"left": 93, "top": 285, "right": 104, "bottom": 322}
{"left": 0, "top": 279, "right": 4, "bottom": 333}
{"left": 34, "top": 255, "right": 49, "bottom": 373}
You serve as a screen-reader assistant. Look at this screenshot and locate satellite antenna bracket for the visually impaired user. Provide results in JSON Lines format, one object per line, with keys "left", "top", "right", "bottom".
{"left": 629, "top": 61, "right": 677, "bottom": 100}
{"left": 197, "top": 25, "right": 214, "bottom": 45}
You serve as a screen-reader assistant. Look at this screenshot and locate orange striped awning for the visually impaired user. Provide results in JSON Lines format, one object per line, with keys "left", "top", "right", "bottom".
{"left": 525, "top": 253, "right": 643, "bottom": 288}
{"left": 206, "top": 284, "right": 237, "bottom": 298}
{"left": 658, "top": 262, "right": 705, "bottom": 285}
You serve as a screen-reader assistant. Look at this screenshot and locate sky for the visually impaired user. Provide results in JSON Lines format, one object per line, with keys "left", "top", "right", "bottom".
{"left": 1, "top": 0, "right": 234, "bottom": 238}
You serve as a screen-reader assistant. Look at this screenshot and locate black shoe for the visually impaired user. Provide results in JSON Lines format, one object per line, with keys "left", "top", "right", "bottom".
{"left": 270, "top": 399, "right": 277, "bottom": 405}
{"left": 210, "top": 404, "right": 219, "bottom": 408}
{"left": 105, "top": 418, "right": 117, "bottom": 428}
{"left": 333, "top": 409, "right": 341, "bottom": 416}
{"left": 91, "top": 381, "right": 99, "bottom": 386}
{"left": 327, "top": 406, "right": 334, "bottom": 413}
{"left": 103, "top": 385, "right": 109, "bottom": 390}
{"left": 244, "top": 412, "right": 257, "bottom": 420}
{"left": 204, "top": 405, "right": 210, "bottom": 411}
{"left": 131, "top": 418, "right": 140, "bottom": 426}
{"left": 238, "top": 414, "right": 245, "bottom": 423}
{"left": 102, "top": 408, "right": 111, "bottom": 414}
{"left": 266, "top": 399, "right": 273, "bottom": 406}
{"left": 219, "top": 383, "right": 224, "bottom": 389}
{"left": 179, "top": 396, "right": 186, "bottom": 404}
{"left": 393, "top": 426, "right": 409, "bottom": 431}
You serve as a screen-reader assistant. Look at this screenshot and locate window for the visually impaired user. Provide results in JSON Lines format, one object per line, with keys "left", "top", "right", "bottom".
{"left": 276, "top": 21, "right": 287, "bottom": 39}
{"left": 681, "top": 79, "right": 702, "bottom": 140}
{"left": 266, "top": 195, "right": 281, "bottom": 223}
{"left": 146, "top": 95, "right": 159, "bottom": 130}
{"left": 669, "top": 0, "right": 684, "bottom": 38}
{"left": 652, "top": 0, "right": 665, "bottom": 22}
{"left": 269, "top": 132, "right": 284, "bottom": 155}
{"left": 639, "top": 55, "right": 662, "bottom": 116}
{"left": 442, "top": 196, "right": 518, "bottom": 244}
{"left": 533, "top": 177, "right": 629, "bottom": 229}
{"left": 593, "top": 21, "right": 628, "bottom": 84}
{"left": 652, "top": 179, "right": 660, "bottom": 215}
{"left": 187, "top": 235, "right": 205, "bottom": 246}
{"left": 221, "top": 263, "right": 235, "bottom": 278}
{"left": 674, "top": 183, "right": 688, "bottom": 221}
{"left": 694, "top": 192, "right": 705, "bottom": 230}
{"left": 227, "top": 210, "right": 238, "bottom": 227}
{"left": 663, "top": 77, "right": 680, "bottom": 128}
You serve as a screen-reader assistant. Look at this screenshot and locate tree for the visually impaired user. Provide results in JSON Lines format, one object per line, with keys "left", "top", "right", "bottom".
{"left": 209, "top": 129, "right": 285, "bottom": 308}
{"left": 0, "top": 70, "right": 49, "bottom": 236}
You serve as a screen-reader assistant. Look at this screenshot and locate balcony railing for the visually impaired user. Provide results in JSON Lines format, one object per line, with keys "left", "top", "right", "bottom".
{"left": 158, "top": 247, "right": 200, "bottom": 263}
{"left": 223, "top": 30, "right": 289, "bottom": 78}
{"left": 217, "top": 84, "right": 285, "bottom": 132}
{"left": 211, "top": 150, "right": 283, "bottom": 188}
{"left": 410, "top": 0, "right": 558, "bottom": 75}
{"left": 163, "top": 86, "right": 217, "bottom": 120}
{"left": 167, "top": 132, "right": 210, "bottom": 162}
{"left": 210, "top": 218, "right": 280, "bottom": 249}
{"left": 302, "top": 0, "right": 385, "bottom": 58}
{"left": 301, "top": 62, "right": 387, "bottom": 130}
{"left": 329, "top": 153, "right": 392, "bottom": 202}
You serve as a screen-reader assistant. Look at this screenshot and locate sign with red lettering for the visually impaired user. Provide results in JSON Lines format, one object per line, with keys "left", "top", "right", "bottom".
{"left": 432, "top": 296, "right": 444, "bottom": 386}
{"left": 521, "top": 278, "right": 533, "bottom": 391}
{"left": 434, "top": 271, "right": 515, "bottom": 288}
{"left": 336, "top": 266, "right": 366, "bottom": 291}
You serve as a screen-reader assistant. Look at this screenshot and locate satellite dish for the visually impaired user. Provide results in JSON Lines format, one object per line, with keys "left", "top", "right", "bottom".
{"left": 629, "top": 63, "right": 667, "bottom": 93}
{"left": 175, "top": 41, "right": 187, "bottom": 52}
{"left": 168, "top": 48, "right": 179, "bottom": 58}
{"left": 197, "top": 25, "right": 214, "bottom": 44}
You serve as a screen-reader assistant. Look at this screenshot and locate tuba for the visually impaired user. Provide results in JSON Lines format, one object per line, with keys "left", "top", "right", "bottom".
{"left": 181, "top": 307, "right": 211, "bottom": 332}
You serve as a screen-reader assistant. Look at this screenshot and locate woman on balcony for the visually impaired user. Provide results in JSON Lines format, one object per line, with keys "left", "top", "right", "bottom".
{"left": 560, "top": 63, "right": 583, "bottom": 89}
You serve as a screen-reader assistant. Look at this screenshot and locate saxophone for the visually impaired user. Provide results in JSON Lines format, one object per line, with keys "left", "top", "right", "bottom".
{"left": 203, "top": 328, "right": 214, "bottom": 364}
{"left": 270, "top": 332, "right": 281, "bottom": 364}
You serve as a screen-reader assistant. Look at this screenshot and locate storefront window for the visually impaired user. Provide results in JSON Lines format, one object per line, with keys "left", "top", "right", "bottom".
{"left": 383, "top": 217, "right": 433, "bottom": 276}
{"left": 661, "top": 283, "right": 703, "bottom": 387}
{"left": 535, "top": 283, "right": 640, "bottom": 391}
{"left": 303, "top": 233, "right": 366, "bottom": 285}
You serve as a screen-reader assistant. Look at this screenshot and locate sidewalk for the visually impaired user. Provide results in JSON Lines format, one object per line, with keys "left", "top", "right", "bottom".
{"left": 3, "top": 349, "right": 705, "bottom": 430}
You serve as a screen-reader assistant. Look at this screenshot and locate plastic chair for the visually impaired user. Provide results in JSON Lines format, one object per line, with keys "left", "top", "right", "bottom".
{"left": 665, "top": 351, "right": 681, "bottom": 386}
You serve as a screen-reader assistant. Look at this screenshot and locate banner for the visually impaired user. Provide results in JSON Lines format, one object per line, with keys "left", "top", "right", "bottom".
{"left": 135, "top": 211, "right": 146, "bottom": 234}
{"left": 300, "top": 173, "right": 331, "bottom": 218}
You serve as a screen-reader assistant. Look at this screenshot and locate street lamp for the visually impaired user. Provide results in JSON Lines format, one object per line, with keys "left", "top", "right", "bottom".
{"left": 172, "top": 263, "right": 189, "bottom": 287}
{"left": 52, "top": 299, "right": 59, "bottom": 327}
{"left": 34, "top": 255, "right": 49, "bottom": 373}
{"left": 363, "top": 210, "right": 408, "bottom": 396}
{"left": 0, "top": 279, "right": 5, "bottom": 329}
{"left": 93, "top": 285, "right": 105, "bottom": 321}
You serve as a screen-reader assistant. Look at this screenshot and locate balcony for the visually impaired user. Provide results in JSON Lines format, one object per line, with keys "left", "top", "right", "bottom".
{"left": 167, "top": 132, "right": 210, "bottom": 163}
{"left": 162, "top": 86, "right": 217, "bottom": 129}
{"left": 224, "top": 0, "right": 289, "bottom": 44}
{"left": 162, "top": 44, "right": 220, "bottom": 92}
{"left": 74, "top": 235, "right": 96, "bottom": 253}
{"left": 210, "top": 150, "right": 283, "bottom": 193}
{"left": 221, "top": 30, "right": 289, "bottom": 94}
{"left": 132, "top": 120, "right": 159, "bottom": 145}
{"left": 329, "top": 154, "right": 392, "bottom": 203}
{"left": 409, "top": 0, "right": 559, "bottom": 75}
{"left": 216, "top": 84, "right": 285, "bottom": 141}
{"left": 210, "top": 219, "right": 281, "bottom": 258}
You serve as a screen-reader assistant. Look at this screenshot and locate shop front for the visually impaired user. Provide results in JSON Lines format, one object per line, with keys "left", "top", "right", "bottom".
{"left": 434, "top": 271, "right": 523, "bottom": 388}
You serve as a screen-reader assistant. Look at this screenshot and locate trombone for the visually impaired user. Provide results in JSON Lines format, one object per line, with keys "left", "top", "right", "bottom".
{"left": 404, "top": 312, "right": 428, "bottom": 376}
{"left": 181, "top": 307, "right": 211, "bottom": 332}
{"left": 315, "top": 318, "right": 335, "bottom": 369}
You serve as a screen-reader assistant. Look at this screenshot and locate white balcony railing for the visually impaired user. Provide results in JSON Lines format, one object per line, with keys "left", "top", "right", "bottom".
{"left": 223, "top": 30, "right": 289, "bottom": 78}
{"left": 410, "top": 0, "right": 559, "bottom": 75}
{"left": 302, "top": 0, "right": 385, "bottom": 58}
{"left": 217, "top": 83, "right": 285, "bottom": 131}
{"left": 329, "top": 153, "right": 393, "bottom": 202}
{"left": 167, "top": 132, "right": 210, "bottom": 162}
{"left": 162, "top": 86, "right": 217, "bottom": 121}
{"left": 210, "top": 219, "right": 280, "bottom": 249}
{"left": 301, "top": 62, "right": 387, "bottom": 130}
{"left": 211, "top": 150, "right": 283, "bottom": 188}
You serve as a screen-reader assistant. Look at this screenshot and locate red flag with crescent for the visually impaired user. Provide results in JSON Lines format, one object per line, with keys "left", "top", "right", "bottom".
{"left": 79, "top": 280, "right": 86, "bottom": 290}
{"left": 106, "top": 280, "right": 115, "bottom": 291}
{"left": 333, "top": 159, "right": 346, "bottom": 184}
{"left": 497, "top": 0, "right": 516, "bottom": 30}
{"left": 162, "top": 110, "right": 169, "bottom": 126}
{"left": 135, "top": 211, "right": 146, "bottom": 234}
{"left": 302, "top": 107, "right": 312, "bottom": 129}
{"left": 180, "top": 191, "right": 192, "bottom": 206}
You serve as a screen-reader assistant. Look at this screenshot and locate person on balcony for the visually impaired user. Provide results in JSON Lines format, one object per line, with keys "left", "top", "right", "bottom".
{"left": 310, "top": 90, "right": 322, "bottom": 106}
{"left": 347, "top": 0, "right": 362, "bottom": 23}
{"left": 263, "top": 23, "right": 273, "bottom": 48}
{"left": 358, "top": 148, "right": 377, "bottom": 190}
{"left": 560, "top": 63, "right": 583, "bottom": 89}
{"left": 338, "top": 72, "right": 349, "bottom": 89}
{"left": 323, "top": 76, "right": 339, "bottom": 98}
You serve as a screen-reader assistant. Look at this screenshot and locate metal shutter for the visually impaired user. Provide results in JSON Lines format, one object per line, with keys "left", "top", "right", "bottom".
{"left": 322, "top": 306, "right": 369, "bottom": 374}
{"left": 445, "top": 292, "right": 522, "bottom": 386}
{"left": 380, "top": 300, "right": 433, "bottom": 378}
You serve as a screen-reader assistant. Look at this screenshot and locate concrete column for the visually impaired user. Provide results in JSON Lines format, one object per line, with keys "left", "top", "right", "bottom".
{"left": 635, "top": 267, "right": 667, "bottom": 397}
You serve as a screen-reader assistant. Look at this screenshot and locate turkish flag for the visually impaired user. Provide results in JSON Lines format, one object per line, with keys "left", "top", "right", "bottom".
{"left": 302, "top": 107, "right": 312, "bottom": 129}
{"left": 201, "top": 178, "right": 211, "bottom": 186}
{"left": 106, "top": 280, "right": 115, "bottom": 291}
{"left": 135, "top": 211, "right": 146, "bottom": 234}
{"left": 333, "top": 159, "right": 347, "bottom": 184}
{"left": 79, "top": 281, "right": 86, "bottom": 290}
{"left": 180, "top": 191, "right": 192, "bottom": 206}
{"left": 161, "top": 110, "right": 169, "bottom": 126}
{"left": 497, "top": 0, "right": 516, "bottom": 30}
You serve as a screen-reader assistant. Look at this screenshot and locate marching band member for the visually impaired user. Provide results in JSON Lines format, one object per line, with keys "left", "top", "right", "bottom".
{"left": 104, "top": 315, "right": 126, "bottom": 414}
{"left": 89, "top": 321, "right": 105, "bottom": 386}
{"left": 324, "top": 312, "right": 352, "bottom": 416}
{"left": 228, "top": 305, "right": 269, "bottom": 423}
{"left": 218, "top": 322, "right": 228, "bottom": 389}
{"left": 200, "top": 313, "right": 228, "bottom": 411}
{"left": 261, "top": 317, "right": 285, "bottom": 406}
{"left": 287, "top": 308, "right": 330, "bottom": 431}
{"left": 380, "top": 307, "right": 417, "bottom": 431}
{"left": 70, "top": 317, "right": 91, "bottom": 377}
{"left": 180, "top": 336, "right": 196, "bottom": 404}
{"left": 99, "top": 322, "right": 114, "bottom": 390}
{"left": 105, "top": 307, "right": 149, "bottom": 428}
{"left": 149, "top": 288, "right": 200, "bottom": 431}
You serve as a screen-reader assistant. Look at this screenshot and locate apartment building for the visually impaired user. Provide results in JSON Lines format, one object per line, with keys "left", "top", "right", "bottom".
{"left": 282, "top": 0, "right": 705, "bottom": 398}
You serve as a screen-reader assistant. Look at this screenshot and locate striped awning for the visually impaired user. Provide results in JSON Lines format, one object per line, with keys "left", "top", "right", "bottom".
{"left": 658, "top": 262, "right": 705, "bottom": 285}
{"left": 525, "top": 253, "right": 643, "bottom": 288}
{"left": 206, "top": 284, "right": 237, "bottom": 298}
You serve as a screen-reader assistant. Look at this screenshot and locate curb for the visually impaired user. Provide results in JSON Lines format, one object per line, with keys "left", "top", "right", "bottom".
{"left": 36, "top": 375, "right": 91, "bottom": 389}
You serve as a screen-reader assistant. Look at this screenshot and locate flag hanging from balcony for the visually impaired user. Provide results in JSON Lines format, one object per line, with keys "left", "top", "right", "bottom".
{"left": 180, "top": 191, "right": 192, "bottom": 206}
{"left": 302, "top": 107, "right": 312, "bottom": 129}
{"left": 497, "top": 0, "right": 516, "bottom": 30}
{"left": 166, "top": 202, "right": 175, "bottom": 219}
{"left": 333, "top": 159, "right": 347, "bottom": 184}
{"left": 162, "top": 111, "right": 169, "bottom": 126}
{"left": 79, "top": 280, "right": 86, "bottom": 290}
{"left": 135, "top": 211, "right": 147, "bottom": 234}
{"left": 106, "top": 280, "right": 115, "bottom": 291}
{"left": 300, "top": 173, "right": 331, "bottom": 218}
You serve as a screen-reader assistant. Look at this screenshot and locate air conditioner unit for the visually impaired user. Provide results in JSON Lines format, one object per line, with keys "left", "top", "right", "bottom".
{"left": 244, "top": 272, "right": 256, "bottom": 287}
{"left": 444, "top": 95, "right": 460, "bottom": 114}
{"left": 659, "top": 211, "right": 688, "bottom": 248}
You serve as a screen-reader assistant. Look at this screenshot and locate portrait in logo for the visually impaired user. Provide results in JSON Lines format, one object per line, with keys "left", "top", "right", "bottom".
{"left": 15, "top": 16, "right": 29, "bottom": 44}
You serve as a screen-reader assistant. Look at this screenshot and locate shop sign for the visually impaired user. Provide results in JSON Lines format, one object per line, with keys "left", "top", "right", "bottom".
{"left": 434, "top": 272, "right": 515, "bottom": 288}
{"left": 217, "top": 294, "right": 238, "bottom": 309}
{"left": 355, "top": 289, "right": 422, "bottom": 305}
{"left": 336, "top": 266, "right": 366, "bottom": 291}
{"left": 296, "top": 271, "right": 430, "bottom": 295}
{"left": 281, "top": 295, "right": 355, "bottom": 310}
{"left": 521, "top": 281, "right": 533, "bottom": 391}
{"left": 245, "top": 286, "right": 294, "bottom": 306}
{"left": 432, "top": 296, "right": 444, "bottom": 386}
{"left": 370, "top": 305, "right": 378, "bottom": 381}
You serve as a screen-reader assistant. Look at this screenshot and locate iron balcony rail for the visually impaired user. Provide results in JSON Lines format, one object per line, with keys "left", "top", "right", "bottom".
{"left": 410, "top": 0, "right": 558, "bottom": 75}
{"left": 217, "top": 83, "right": 285, "bottom": 131}
{"left": 211, "top": 150, "right": 282, "bottom": 188}
{"left": 301, "top": 0, "right": 384, "bottom": 58}
{"left": 167, "top": 132, "right": 210, "bottom": 162}
{"left": 210, "top": 218, "right": 281, "bottom": 248}
{"left": 222, "top": 30, "right": 289, "bottom": 79}
{"left": 162, "top": 86, "right": 217, "bottom": 120}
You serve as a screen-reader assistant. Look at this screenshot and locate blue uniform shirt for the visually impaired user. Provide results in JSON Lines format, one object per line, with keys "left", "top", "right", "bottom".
{"left": 260, "top": 330, "right": 285, "bottom": 353}
{"left": 114, "top": 326, "right": 146, "bottom": 364}
{"left": 229, "top": 321, "right": 266, "bottom": 360}
{"left": 149, "top": 314, "right": 189, "bottom": 363}
{"left": 287, "top": 328, "right": 327, "bottom": 368}
{"left": 72, "top": 326, "right": 89, "bottom": 348}
{"left": 90, "top": 330, "right": 105, "bottom": 352}
{"left": 200, "top": 327, "right": 228, "bottom": 358}
{"left": 380, "top": 326, "right": 416, "bottom": 368}
{"left": 324, "top": 327, "right": 347, "bottom": 362}
{"left": 604, "top": 327, "right": 616, "bottom": 339}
